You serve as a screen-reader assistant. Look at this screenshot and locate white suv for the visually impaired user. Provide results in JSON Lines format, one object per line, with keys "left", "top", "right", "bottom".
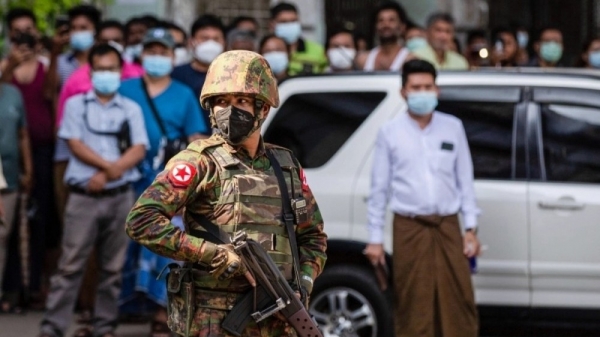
{"left": 261, "top": 69, "right": 600, "bottom": 337}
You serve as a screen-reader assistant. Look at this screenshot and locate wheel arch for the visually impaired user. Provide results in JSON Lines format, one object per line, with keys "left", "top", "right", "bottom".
{"left": 320, "top": 239, "right": 393, "bottom": 286}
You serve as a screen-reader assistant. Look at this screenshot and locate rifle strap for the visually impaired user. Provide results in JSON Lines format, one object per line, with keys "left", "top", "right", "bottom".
{"left": 188, "top": 212, "right": 230, "bottom": 245}
{"left": 265, "top": 150, "right": 303, "bottom": 298}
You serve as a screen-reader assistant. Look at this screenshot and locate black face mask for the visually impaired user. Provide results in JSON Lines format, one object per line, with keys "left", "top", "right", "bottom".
{"left": 214, "top": 105, "right": 258, "bottom": 144}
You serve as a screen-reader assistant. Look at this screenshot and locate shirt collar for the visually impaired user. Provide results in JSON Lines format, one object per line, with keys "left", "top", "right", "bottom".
{"left": 403, "top": 111, "right": 438, "bottom": 133}
{"left": 221, "top": 136, "right": 267, "bottom": 159}
{"left": 84, "top": 90, "right": 123, "bottom": 108}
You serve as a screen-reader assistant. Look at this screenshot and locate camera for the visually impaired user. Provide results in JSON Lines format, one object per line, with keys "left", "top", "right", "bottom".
{"left": 12, "top": 33, "right": 37, "bottom": 49}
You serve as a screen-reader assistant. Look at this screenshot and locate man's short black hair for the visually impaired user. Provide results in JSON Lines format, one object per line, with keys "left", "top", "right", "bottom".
{"left": 139, "top": 14, "right": 160, "bottom": 29}
{"left": 374, "top": 1, "right": 408, "bottom": 25}
{"left": 6, "top": 7, "right": 36, "bottom": 28}
{"left": 402, "top": 59, "right": 437, "bottom": 87}
{"left": 68, "top": 5, "right": 102, "bottom": 30}
{"left": 190, "top": 14, "right": 225, "bottom": 37}
{"left": 88, "top": 43, "right": 123, "bottom": 68}
{"left": 229, "top": 16, "right": 259, "bottom": 32}
{"left": 325, "top": 27, "right": 357, "bottom": 50}
{"left": 536, "top": 26, "right": 562, "bottom": 41}
{"left": 125, "top": 16, "right": 145, "bottom": 31}
{"left": 270, "top": 2, "right": 298, "bottom": 19}
{"left": 466, "top": 29, "right": 487, "bottom": 45}
{"left": 166, "top": 22, "right": 188, "bottom": 41}
{"left": 491, "top": 26, "right": 517, "bottom": 44}
{"left": 259, "top": 34, "right": 290, "bottom": 54}
{"left": 426, "top": 12, "right": 455, "bottom": 28}
{"left": 405, "top": 20, "right": 424, "bottom": 32}
{"left": 98, "top": 20, "right": 125, "bottom": 38}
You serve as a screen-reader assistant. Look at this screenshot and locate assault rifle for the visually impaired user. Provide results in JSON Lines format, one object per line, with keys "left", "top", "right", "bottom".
{"left": 221, "top": 231, "right": 323, "bottom": 337}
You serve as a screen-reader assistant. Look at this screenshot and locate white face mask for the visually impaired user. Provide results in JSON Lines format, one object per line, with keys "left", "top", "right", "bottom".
{"left": 107, "top": 41, "right": 124, "bottom": 54}
{"left": 327, "top": 47, "right": 356, "bottom": 70}
{"left": 263, "top": 51, "right": 289, "bottom": 74}
{"left": 194, "top": 40, "right": 224, "bottom": 64}
{"left": 174, "top": 47, "right": 190, "bottom": 66}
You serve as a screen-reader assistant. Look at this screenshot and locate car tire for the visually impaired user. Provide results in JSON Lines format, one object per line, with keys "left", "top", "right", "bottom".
{"left": 309, "top": 264, "right": 394, "bottom": 337}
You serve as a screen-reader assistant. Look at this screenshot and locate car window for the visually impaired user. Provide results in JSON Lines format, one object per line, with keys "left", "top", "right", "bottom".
{"left": 438, "top": 86, "right": 519, "bottom": 180}
{"left": 540, "top": 104, "right": 600, "bottom": 183}
{"left": 264, "top": 92, "right": 387, "bottom": 168}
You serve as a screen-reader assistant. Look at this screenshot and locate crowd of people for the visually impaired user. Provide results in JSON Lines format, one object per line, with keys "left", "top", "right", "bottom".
{"left": 0, "top": 0, "right": 597, "bottom": 336}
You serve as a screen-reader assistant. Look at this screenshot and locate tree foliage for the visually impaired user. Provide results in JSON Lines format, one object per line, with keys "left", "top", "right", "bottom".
{"left": 0, "top": 0, "right": 113, "bottom": 33}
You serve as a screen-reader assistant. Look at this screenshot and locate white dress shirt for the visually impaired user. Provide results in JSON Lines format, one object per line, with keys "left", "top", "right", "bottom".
{"left": 367, "top": 111, "right": 480, "bottom": 244}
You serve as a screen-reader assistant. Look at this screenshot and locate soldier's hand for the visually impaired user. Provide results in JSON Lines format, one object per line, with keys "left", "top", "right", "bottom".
{"left": 202, "top": 242, "right": 245, "bottom": 281}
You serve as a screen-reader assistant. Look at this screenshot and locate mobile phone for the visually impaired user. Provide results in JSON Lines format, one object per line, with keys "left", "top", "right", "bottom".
{"left": 12, "top": 33, "right": 36, "bottom": 49}
{"left": 55, "top": 16, "right": 69, "bottom": 29}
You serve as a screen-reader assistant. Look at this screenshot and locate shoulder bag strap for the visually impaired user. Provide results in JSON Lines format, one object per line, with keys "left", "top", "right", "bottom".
{"left": 140, "top": 78, "right": 168, "bottom": 139}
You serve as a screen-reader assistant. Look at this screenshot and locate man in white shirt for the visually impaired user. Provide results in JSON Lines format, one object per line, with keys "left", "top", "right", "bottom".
{"left": 365, "top": 59, "right": 480, "bottom": 337}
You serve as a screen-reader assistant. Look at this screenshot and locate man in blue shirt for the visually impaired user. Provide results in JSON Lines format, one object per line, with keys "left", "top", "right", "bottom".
{"left": 365, "top": 59, "right": 480, "bottom": 337}
{"left": 170, "top": 15, "right": 226, "bottom": 128}
{"left": 40, "top": 43, "right": 148, "bottom": 337}
{"left": 118, "top": 27, "right": 207, "bottom": 336}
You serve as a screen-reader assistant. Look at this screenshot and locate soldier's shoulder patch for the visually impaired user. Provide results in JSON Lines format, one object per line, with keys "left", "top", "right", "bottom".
{"left": 299, "top": 168, "right": 309, "bottom": 192}
{"left": 168, "top": 162, "right": 197, "bottom": 187}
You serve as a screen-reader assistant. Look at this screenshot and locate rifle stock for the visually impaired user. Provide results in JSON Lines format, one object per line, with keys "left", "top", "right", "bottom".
{"left": 221, "top": 232, "right": 323, "bottom": 337}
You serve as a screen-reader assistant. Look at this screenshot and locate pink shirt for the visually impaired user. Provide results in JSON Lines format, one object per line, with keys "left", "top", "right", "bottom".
{"left": 56, "top": 62, "right": 144, "bottom": 126}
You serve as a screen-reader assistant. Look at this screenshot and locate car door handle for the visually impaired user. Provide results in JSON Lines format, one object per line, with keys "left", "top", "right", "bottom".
{"left": 538, "top": 200, "right": 585, "bottom": 211}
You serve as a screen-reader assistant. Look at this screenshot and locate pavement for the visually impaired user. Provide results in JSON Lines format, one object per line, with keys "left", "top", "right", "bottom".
{"left": 0, "top": 312, "right": 150, "bottom": 337}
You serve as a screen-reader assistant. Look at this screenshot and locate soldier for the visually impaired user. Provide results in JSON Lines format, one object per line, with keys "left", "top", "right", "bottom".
{"left": 125, "top": 50, "right": 327, "bottom": 337}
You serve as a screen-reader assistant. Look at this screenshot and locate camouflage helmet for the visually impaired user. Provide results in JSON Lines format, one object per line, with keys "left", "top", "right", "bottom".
{"left": 200, "top": 50, "right": 280, "bottom": 109}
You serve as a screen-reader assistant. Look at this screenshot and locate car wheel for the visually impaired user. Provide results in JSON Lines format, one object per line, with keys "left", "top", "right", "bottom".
{"left": 309, "top": 265, "right": 393, "bottom": 337}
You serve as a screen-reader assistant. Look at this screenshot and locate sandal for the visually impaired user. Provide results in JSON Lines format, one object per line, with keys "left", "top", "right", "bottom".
{"left": 150, "top": 320, "right": 172, "bottom": 337}
{"left": 72, "top": 326, "right": 93, "bottom": 337}
{"left": 0, "top": 300, "right": 24, "bottom": 314}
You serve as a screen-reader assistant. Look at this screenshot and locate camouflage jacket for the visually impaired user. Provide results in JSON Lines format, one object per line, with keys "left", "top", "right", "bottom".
{"left": 126, "top": 134, "right": 327, "bottom": 292}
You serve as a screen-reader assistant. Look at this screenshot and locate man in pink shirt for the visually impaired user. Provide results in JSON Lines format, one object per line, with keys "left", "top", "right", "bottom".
{"left": 57, "top": 20, "right": 144, "bottom": 125}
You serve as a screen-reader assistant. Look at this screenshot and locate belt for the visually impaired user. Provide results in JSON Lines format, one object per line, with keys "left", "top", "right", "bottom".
{"left": 69, "top": 184, "right": 130, "bottom": 197}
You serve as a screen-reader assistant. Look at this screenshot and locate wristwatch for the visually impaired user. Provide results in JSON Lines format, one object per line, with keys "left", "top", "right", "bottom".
{"left": 466, "top": 228, "right": 478, "bottom": 235}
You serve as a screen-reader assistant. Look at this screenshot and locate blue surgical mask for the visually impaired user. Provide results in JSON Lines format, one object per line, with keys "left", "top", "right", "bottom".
{"left": 263, "top": 51, "right": 289, "bottom": 74}
{"left": 70, "top": 31, "right": 94, "bottom": 51}
{"left": 589, "top": 51, "right": 600, "bottom": 68}
{"left": 406, "top": 37, "right": 428, "bottom": 52}
{"left": 540, "top": 41, "right": 562, "bottom": 63}
{"left": 517, "top": 31, "right": 529, "bottom": 48}
{"left": 143, "top": 55, "right": 173, "bottom": 77}
{"left": 275, "top": 22, "right": 302, "bottom": 44}
{"left": 407, "top": 91, "right": 438, "bottom": 116}
{"left": 91, "top": 71, "right": 121, "bottom": 94}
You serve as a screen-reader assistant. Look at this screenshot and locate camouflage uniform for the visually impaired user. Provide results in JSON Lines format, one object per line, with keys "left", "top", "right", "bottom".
{"left": 125, "top": 51, "right": 327, "bottom": 337}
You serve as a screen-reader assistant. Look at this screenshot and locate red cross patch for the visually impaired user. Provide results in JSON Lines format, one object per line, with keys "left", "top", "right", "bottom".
{"left": 299, "top": 168, "right": 309, "bottom": 192}
{"left": 168, "top": 163, "right": 197, "bottom": 187}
